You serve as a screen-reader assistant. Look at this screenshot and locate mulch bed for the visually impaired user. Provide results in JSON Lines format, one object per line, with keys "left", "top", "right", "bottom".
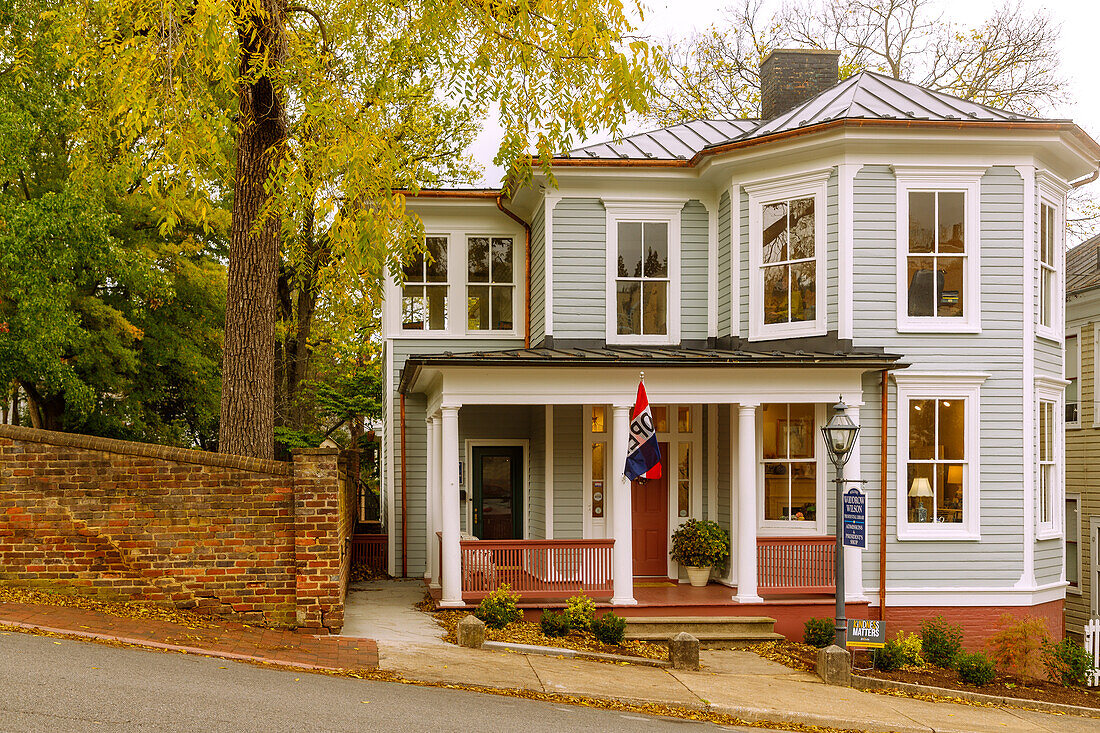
{"left": 431, "top": 608, "right": 669, "bottom": 661}
{"left": 860, "top": 664, "right": 1100, "bottom": 709}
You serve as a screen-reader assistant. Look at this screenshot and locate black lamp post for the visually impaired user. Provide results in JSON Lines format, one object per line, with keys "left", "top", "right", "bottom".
{"left": 821, "top": 399, "right": 860, "bottom": 648}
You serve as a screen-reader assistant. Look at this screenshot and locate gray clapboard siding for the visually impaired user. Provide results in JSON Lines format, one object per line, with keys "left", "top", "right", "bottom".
{"left": 530, "top": 200, "right": 547, "bottom": 345}
{"left": 529, "top": 406, "right": 546, "bottom": 539}
{"left": 852, "top": 165, "right": 1027, "bottom": 588}
{"left": 856, "top": 372, "right": 885, "bottom": 587}
{"left": 718, "top": 192, "right": 732, "bottom": 336}
{"left": 701, "top": 406, "right": 709, "bottom": 519}
{"left": 738, "top": 190, "right": 749, "bottom": 335}
{"left": 1034, "top": 539, "right": 1063, "bottom": 585}
{"left": 717, "top": 405, "right": 731, "bottom": 533}
{"left": 553, "top": 405, "right": 584, "bottom": 539}
{"left": 827, "top": 172, "right": 839, "bottom": 333}
{"left": 553, "top": 199, "right": 606, "bottom": 339}
{"left": 682, "top": 200, "right": 710, "bottom": 341}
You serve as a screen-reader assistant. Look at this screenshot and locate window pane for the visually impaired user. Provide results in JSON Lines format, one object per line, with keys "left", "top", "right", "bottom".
{"left": 1067, "top": 498, "right": 1079, "bottom": 584}
{"left": 591, "top": 406, "right": 605, "bottom": 433}
{"left": 1067, "top": 335, "right": 1079, "bottom": 380}
{"left": 642, "top": 280, "right": 667, "bottom": 335}
{"left": 678, "top": 406, "right": 692, "bottom": 433}
{"left": 592, "top": 441, "right": 605, "bottom": 481}
{"left": 937, "top": 256, "right": 964, "bottom": 318}
{"left": 467, "top": 285, "right": 489, "bottom": 330}
{"left": 652, "top": 406, "right": 668, "bottom": 433}
{"left": 1040, "top": 270, "right": 1053, "bottom": 328}
{"left": 763, "top": 265, "right": 789, "bottom": 324}
{"left": 403, "top": 250, "right": 425, "bottom": 282}
{"left": 1039, "top": 465, "right": 1051, "bottom": 524}
{"left": 1039, "top": 401, "right": 1052, "bottom": 461}
{"left": 491, "top": 286, "right": 513, "bottom": 330}
{"left": 937, "top": 399, "right": 965, "bottom": 460}
{"left": 591, "top": 441, "right": 605, "bottom": 519}
{"left": 762, "top": 202, "right": 788, "bottom": 264}
{"left": 468, "top": 237, "right": 489, "bottom": 282}
{"left": 761, "top": 404, "right": 784, "bottom": 459}
{"left": 678, "top": 443, "right": 691, "bottom": 517}
{"left": 788, "top": 404, "right": 815, "bottom": 459}
{"left": 906, "top": 257, "right": 936, "bottom": 317}
{"left": 643, "top": 222, "right": 668, "bottom": 277}
{"left": 427, "top": 285, "right": 447, "bottom": 330}
{"left": 937, "top": 463, "right": 964, "bottom": 523}
{"left": 790, "top": 261, "right": 816, "bottom": 322}
{"left": 908, "top": 399, "right": 935, "bottom": 460}
{"left": 426, "top": 236, "right": 448, "bottom": 282}
{"left": 402, "top": 286, "right": 425, "bottom": 329}
{"left": 618, "top": 222, "right": 642, "bottom": 277}
{"left": 790, "top": 463, "right": 816, "bottom": 521}
{"left": 937, "top": 192, "right": 965, "bottom": 253}
{"left": 1041, "top": 205, "right": 1054, "bottom": 265}
{"left": 908, "top": 192, "right": 935, "bottom": 253}
{"left": 763, "top": 467, "right": 789, "bottom": 520}
{"left": 906, "top": 463, "right": 935, "bottom": 523}
{"left": 1067, "top": 537, "right": 1079, "bottom": 584}
{"left": 616, "top": 281, "right": 641, "bottom": 335}
{"left": 491, "top": 237, "right": 513, "bottom": 283}
{"left": 789, "top": 197, "right": 815, "bottom": 259}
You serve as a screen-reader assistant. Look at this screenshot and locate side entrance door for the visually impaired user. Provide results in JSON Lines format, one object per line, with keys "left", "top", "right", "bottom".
{"left": 472, "top": 446, "right": 524, "bottom": 540}
{"left": 631, "top": 442, "right": 669, "bottom": 577}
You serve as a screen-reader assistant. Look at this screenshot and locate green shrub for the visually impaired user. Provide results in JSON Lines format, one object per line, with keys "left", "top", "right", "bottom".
{"left": 474, "top": 584, "right": 521, "bottom": 629}
{"left": 956, "top": 652, "right": 996, "bottom": 687}
{"left": 986, "top": 614, "right": 1049, "bottom": 686}
{"left": 539, "top": 610, "right": 571, "bottom": 638}
{"left": 920, "top": 615, "right": 964, "bottom": 668}
{"left": 1045, "top": 638, "right": 1091, "bottom": 687}
{"left": 564, "top": 594, "right": 597, "bottom": 631}
{"left": 592, "top": 612, "right": 627, "bottom": 645}
{"left": 872, "top": 640, "right": 906, "bottom": 672}
{"left": 669, "top": 519, "right": 731, "bottom": 569}
{"left": 803, "top": 617, "right": 835, "bottom": 649}
{"left": 891, "top": 630, "right": 924, "bottom": 667}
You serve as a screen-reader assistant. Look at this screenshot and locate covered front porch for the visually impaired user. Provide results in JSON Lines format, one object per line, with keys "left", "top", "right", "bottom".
{"left": 399, "top": 345, "right": 898, "bottom": 616}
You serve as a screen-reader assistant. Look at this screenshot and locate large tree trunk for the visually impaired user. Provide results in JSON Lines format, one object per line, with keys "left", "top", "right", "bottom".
{"left": 219, "top": 2, "right": 288, "bottom": 460}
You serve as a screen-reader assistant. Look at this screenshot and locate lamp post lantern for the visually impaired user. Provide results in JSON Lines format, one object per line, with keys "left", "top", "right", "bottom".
{"left": 821, "top": 399, "right": 860, "bottom": 648}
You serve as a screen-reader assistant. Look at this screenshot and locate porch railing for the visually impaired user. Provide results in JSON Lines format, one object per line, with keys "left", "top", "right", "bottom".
{"left": 757, "top": 536, "right": 836, "bottom": 594}
{"left": 349, "top": 533, "right": 388, "bottom": 575}
{"left": 459, "top": 538, "right": 615, "bottom": 602}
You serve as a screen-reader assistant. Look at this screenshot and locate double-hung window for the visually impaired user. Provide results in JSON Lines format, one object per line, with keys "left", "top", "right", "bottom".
{"left": 1037, "top": 378, "right": 1064, "bottom": 540}
{"left": 467, "top": 236, "right": 514, "bottom": 331}
{"left": 895, "top": 374, "right": 984, "bottom": 540}
{"left": 401, "top": 236, "right": 448, "bottom": 330}
{"left": 1039, "top": 202, "right": 1057, "bottom": 332}
{"left": 895, "top": 169, "right": 982, "bottom": 333}
{"left": 1038, "top": 398, "right": 1057, "bottom": 529}
{"left": 1066, "top": 331, "right": 1080, "bottom": 426}
{"left": 1066, "top": 495, "right": 1080, "bottom": 590}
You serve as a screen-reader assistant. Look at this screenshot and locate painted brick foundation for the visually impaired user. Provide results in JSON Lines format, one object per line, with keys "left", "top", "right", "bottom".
{"left": 0, "top": 425, "right": 350, "bottom": 634}
{"left": 881, "top": 599, "right": 1064, "bottom": 650}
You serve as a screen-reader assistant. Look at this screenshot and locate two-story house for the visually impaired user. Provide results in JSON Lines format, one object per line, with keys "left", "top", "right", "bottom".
{"left": 382, "top": 49, "right": 1100, "bottom": 641}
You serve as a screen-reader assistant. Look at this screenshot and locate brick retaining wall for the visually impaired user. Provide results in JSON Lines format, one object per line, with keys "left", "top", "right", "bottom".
{"left": 0, "top": 425, "right": 347, "bottom": 633}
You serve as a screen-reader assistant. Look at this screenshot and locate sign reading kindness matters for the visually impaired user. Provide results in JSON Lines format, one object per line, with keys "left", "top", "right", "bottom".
{"left": 846, "top": 618, "right": 885, "bottom": 648}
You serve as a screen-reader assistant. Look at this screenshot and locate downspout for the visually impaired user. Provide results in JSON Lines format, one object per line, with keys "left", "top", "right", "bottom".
{"left": 879, "top": 368, "right": 890, "bottom": 621}
{"left": 400, "top": 391, "right": 408, "bottom": 578}
{"left": 1071, "top": 166, "right": 1100, "bottom": 188}
{"left": 496, "top": 196, "right": 532, "bottom": 348}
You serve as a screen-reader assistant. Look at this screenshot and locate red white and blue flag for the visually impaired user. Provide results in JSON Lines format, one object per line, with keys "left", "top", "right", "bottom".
{"left": 625, "top": 379, "right": 662, "bottom": 481}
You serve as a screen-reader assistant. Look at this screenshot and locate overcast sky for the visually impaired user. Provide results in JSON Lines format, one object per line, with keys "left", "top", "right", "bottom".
{"left": 468, "top": 0, "right": 1100, "bottom": 186}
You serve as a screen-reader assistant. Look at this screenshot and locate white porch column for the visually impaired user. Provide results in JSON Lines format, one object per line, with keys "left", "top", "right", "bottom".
{"left": 424, "top": 415, "right": 435, "bottom": 583}
{"left": 844, "top": 426, "right": 866, "bottom": 601}
{"left": 440, "top": 404, "right": 463, "bottom": 607}
{"left": 735, "top": 403, "right": 763, "bottom": 603}
{"left": 610, "top": 404, "right": 636, "bottom": 605}
{"left": 431, "top": 414, "right": 443, "bottom": 589}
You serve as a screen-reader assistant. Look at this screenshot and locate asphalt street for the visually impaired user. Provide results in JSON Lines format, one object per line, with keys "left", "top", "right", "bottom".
{"left": 0, "top": 632, "right": 759, "bottom": 732}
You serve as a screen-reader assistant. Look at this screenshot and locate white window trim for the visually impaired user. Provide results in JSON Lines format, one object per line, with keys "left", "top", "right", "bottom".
{"left": 745, "top": 170, "right": 830, "bottom": 341}
{"left": 756, "top": 403, "right": 829, "bottom": 537}
{"left": 582, "top": 405, "right": 609, "bottom": 540}
{"left": 1035, "top": 377, "right": 1065, "bottom": 540}
{"left": 398, "top": 233, "right": 452, "bottom": 334}
{"left": 603, "top": 200, "right": 685, "bottom": 346}
{"left": 462, "top": 232, "right": 522, "bottom": 338}
{"left": 1066, "top": 493, "right": 1081, "bottom": 595}
{"left": 894, "top": 372, "right": 987, "bottom": 541}
{"left": 1066, "top": 326, "right": 1082, "bottom": 430}
{"left": 1035, "top": 197, "right": 1063, "bottom": 342}
{"left": 893, "top": 166, "right": 984, "bottom": 334}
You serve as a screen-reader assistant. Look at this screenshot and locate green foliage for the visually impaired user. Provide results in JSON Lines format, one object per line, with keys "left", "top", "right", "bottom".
{"left": 956, "top": 652, "right": 996, "bottom": 687}
{"left": 920, "top": 615, "right": 964, "bottom": 668}
{"left": 591, "top": 612, "right": 627, "bottom": 645}
{"left": 563, "top": 595, "right": 597, "bottom": 632}
{"left": 986, "top": 614, "right": 1050, "bottom": 686}
{"left": 1044, "top": 638, "right": 1091, "bottom": 687}
{"left": 803, "top": 617, "right": 835, "bottom": 648}
{"left": 893, "top": 631, "right": 925, "bottom": 668}
{"left": 539, "top": 610, "right": 571, "bottom": 638}
{"left": 474, "top": 585, "right": 521, "bottom": 629}
{"left": 872, "top": 640, "right": 906, "bottom": 672}
{"left": 669, "top": 519, "right": 730, "bottom": 569}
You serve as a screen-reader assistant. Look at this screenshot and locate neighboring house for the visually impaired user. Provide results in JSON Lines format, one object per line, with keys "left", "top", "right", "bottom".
{"left": 382, "top": 49, "right": 1100, "bottom": 640}
{"left": 1064, "top": 234, "right": 1100, "bottom": 640}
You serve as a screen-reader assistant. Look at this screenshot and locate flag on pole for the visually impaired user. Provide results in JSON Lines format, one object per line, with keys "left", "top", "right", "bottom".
{"left": 625, "top": 378, "right": 662, "bottom": 481}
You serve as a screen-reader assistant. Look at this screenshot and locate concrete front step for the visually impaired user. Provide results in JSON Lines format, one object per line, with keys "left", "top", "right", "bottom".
{"left": 624, "top": 616, "right": 783, "bottom": 645}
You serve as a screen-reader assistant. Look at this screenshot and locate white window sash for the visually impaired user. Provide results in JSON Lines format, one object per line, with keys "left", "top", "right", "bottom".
{"left": 756, "top": 403, "right": 828, "bottom": 536}
{"left": 1036, "top": 382, "right": 1064, "bottom": 540}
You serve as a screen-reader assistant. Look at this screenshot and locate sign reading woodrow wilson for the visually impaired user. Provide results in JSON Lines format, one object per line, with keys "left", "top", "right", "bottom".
{"left": 846, "top": 619, "right": 885, "bottom": 648}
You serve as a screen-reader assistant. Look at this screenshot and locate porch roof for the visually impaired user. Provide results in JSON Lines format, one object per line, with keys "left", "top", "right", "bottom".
{"left": 399, "top": 345, "right": 904, "bottom": 395}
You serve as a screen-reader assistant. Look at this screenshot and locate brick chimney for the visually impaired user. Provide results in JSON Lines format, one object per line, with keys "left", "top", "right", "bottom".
{"left": 759, "top": 49, "right": 841, "bottom": 120}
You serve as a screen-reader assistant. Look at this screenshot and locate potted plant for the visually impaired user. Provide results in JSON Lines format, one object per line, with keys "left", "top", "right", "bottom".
{"left": 669, "top": 519, "right": 730, "bottom": 587}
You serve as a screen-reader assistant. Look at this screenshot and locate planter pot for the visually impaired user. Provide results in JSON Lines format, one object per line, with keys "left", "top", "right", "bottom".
{"left": 685, "top": 565, "right": 712, "bottom": 587}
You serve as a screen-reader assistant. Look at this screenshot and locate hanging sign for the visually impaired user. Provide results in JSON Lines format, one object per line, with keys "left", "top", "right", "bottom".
{"left": 842, "top": 487, "right": 866, "bottom": 548}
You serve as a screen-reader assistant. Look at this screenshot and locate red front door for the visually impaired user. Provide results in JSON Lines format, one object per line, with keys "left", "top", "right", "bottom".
{"left": 631, "top": 443, "right": 669, "bottom": 577}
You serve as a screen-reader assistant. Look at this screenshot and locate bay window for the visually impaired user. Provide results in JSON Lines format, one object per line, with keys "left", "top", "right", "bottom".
{"left": 1039, "top": 202, "right": 1057, "bottom": 332}
{"left": 402, "top": 236, "right": 448, "bottom": 330}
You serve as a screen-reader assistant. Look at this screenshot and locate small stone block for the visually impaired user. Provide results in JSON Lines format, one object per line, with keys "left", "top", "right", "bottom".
{"left": 457, "top": 614, "right": 485, "bottom": 649}
{"left": 817, "top": 644, "right": 851, "bottom": 686}
{"left": 668, "top": 631, "right": 700, "bottom": 670}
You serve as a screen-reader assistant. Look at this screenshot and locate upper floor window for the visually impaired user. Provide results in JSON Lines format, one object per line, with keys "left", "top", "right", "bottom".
{"left": 894, "top": 169, "right": 981, "bottom": 333}
{"left": 1039, "top": 202, "right": 1056, "bottom": 331}
{"left": 467, "top": 236, "right": 514, "bottom": 331}
{"left": 402, "top": 236, "right": 448, "bottom": 330}
{"left": 1066, "top": 332, "right": 1080, "bottom": 426}
{"left": 615, "top": 222, "right": 669, "bottom": 337}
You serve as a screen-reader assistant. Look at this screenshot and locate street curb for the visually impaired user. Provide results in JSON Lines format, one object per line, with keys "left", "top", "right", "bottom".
{"left": 705, "top": 702, "right": 933, "bottom": 733}
{"left": 852, "top": 674, "right": 1100, "bottom": 720}
{"left": 482, "top": 640, "right": 670, "bottom": 668}
{"left": 0, "top": 619, "right": 369, "bottom": 673}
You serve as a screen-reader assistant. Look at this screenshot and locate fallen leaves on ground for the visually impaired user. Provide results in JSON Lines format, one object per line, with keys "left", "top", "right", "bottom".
{"left": 0, "top": 584, "right": 226, "bottom": 630}
{"left": 349, "top": 562, "right": 390, "bottom": 584}
{"left": 748, "top": 640, "right": 818, "bottom": 672}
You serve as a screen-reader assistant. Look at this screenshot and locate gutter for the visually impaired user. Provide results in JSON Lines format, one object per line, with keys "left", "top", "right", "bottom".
{"left": 495, "top": 196, "right": 532, "bottom": 348}
{"left": 1071, "top": 167, "right": 1100, "bottom": 188}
